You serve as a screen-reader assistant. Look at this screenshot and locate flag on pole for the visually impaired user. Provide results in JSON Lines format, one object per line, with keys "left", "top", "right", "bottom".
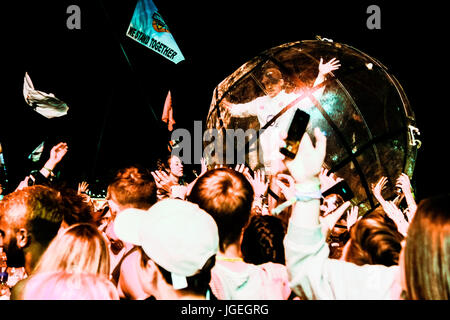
{"left": 23, "top": 72, "right": 69, "bottom": 119}
{"left": 28, "top": 141, "right": 45, "bottom": 162}
{"left": 126, "top": 0, "right": 185, "bottom": 64}
{"left": 161, "top": 90, "right": 175, "bottom": 131}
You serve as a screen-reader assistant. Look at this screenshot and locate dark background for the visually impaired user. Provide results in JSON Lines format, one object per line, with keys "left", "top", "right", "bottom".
{"left": 0, "top": 1, "right": 447, "bottom": 199}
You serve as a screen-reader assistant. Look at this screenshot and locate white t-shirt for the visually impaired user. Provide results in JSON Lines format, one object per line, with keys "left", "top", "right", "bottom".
{"left": 229, "top": 89, "right": 323, "bottom": 174}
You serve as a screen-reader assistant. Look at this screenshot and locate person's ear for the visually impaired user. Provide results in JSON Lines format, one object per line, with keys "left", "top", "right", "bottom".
{"left": 108, "top": 199, "right": 120, "bottom": 216}
{"left": 144, "top": 259, "right": 159, "bottom": 275}
{"left": 16, "top": 228, "right": 30, "bottom": 249}
{"left": 140, "top": 259, "right": 161, "bottom": 287}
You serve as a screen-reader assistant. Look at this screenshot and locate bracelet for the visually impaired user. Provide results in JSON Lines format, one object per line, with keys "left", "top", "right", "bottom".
{"left": 271, "top": 191, "right": 322, "bottom": 215}
{"left": 295, "top": 190, "right": 322, "bottom": 202}
{"left": 43, "top": 167, "right": 55, "bottom": 176}
{"left": 295, "top": 180, "right": 321, "bottom": 193}
{"left": 271, "top": 180, "right": 321, "bottom": 215}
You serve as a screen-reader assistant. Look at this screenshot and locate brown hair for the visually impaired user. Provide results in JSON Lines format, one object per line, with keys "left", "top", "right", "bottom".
{"left": 188, "top": 168, "right": 254, "bottom": 252}
{"left": 404, "top": 195, "right": 450, "bottom": 300}
{"left": 107, "top": 166, "right": 156, "bottom": 210}
{"left": 345, "top": 208, "right": 404, "bottom": 266}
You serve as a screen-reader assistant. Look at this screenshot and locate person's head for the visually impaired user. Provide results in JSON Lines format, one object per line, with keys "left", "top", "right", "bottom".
{"left": 168, "top": 155, "right": 184, "bottom": 179}
{"left": 241, "top": 215, "right": 286, "bottom": 265}
{"left": 33, "top": 223, "right": 110, "bottom": 276}
{"left": 59, "top": 188, "right": 95, "bottom": 229}
{"left": 187, "top": 168, "right": 254, "bottom": 252}
{"left": 261, "top": 68, "right": 284, "bottom": 98}
{"left": 402, "top": 194, "right": 450, "bottom": 300}
{"left": 23, "top": 271, "right": 119, "bottom": 300}
{"left": 114, "top": 199, "right": 219, "bottom": 299}
{"left": 320, "top": 193, "right": 345, "bottom": 216}
{"left": 0, "top": 185, "right": 64, "bottom": 274}
{"left": 158, "top": 155, "right": 184, "bottom": 180}
{"left": 342, "top": 208, "right": 404, "bottom": 266}
{"left": 107, "top": 166, "right": 157, "bottom": 215}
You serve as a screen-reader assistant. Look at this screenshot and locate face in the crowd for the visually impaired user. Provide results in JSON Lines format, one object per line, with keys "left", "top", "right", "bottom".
{"left": 262, "top": 77, "right": 284, "bottom": 98}
{"left": 320, "top": 194, "right": 340, "bottom": 215}
{"left": 169, "top": 156, "right": 183, "bottom": 179}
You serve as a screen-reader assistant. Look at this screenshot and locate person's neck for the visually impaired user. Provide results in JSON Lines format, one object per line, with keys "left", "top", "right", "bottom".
{"left": 169, "top": 173, "right": 180, "bottom": 184}
{"left": 24, "top": 242, "right": 47, "bottom": 275}
{"left": 219, "top": 243, "right": 242, "bottom": 259}
{"left": 153, "top": 279, "right": 205, "bottom": 300}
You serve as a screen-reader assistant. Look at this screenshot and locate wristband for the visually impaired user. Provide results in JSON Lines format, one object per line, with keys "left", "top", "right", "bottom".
{"left": 295, "top": 190, "right": 323, "bottom": 202}
{"left": 271, "top": 191, "right": 322, "bottom": 215}
{"left": 43, "top": 167, "right": 55, "bottom": 176}
{"left": 295, "top": 180, "right": 321, "bottom": 193}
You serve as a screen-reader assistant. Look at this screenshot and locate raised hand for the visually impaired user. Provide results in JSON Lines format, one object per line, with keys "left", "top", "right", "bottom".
{"left": 384, "top": 201, "right": 409, "bottom": 237}
{"left": 396, "top": 173, "right": 417, "bottom": 220}
{"left": 15, "top": 176, "right": 31, "bottom": 191}
{"left": 284, "top": 128, "right": 327, "bottom": 184}
{"left": 275, "top": 173, "right": 296, "bottom": 200}
{"left": 49, "top": 142, "right": 68, "bottom": 165}
{"left": 151, "top": 170, "right": 176, "bottom": 192}
{"left": 396, "top": 173, "right": 412, "bottom": 194}
{"left": 245, "top": 169, "right": 269, "bottom": 198}
{"left": 78, "top": 181, "right": 89, "bottom": 195}
{"left": 319, "top": 167, "right": 344, "bottom": 193}
{"left": 346, "top": 205, "right": 361, "bottom": 231}
{"left": 372, "top": 176, "right": 388, "bottom": 204}
{"left": 234, "top": 163, "right": 250, "bottom": 175}
{"left": 318, "top": 58, "right": 341, "bottom": 76}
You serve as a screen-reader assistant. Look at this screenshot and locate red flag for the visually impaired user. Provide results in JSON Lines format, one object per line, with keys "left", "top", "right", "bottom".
{"left": 161, "top": 90, "right": 175, "bottom": 131}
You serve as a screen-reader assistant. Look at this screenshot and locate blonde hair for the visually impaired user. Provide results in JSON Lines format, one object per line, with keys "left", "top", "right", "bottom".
{"left": 33, "top": 223, "right": 110, "bottom": 276}
{"left": 23, "top": 271, "right": 119, "bottom": 300}
{"left": 404, "top": 195, "right": 450, "bottom": 299}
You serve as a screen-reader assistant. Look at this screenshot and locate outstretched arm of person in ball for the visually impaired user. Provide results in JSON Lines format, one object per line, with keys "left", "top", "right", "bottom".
{"left": 313, "top": 58, "right": 341, "bottom": 88}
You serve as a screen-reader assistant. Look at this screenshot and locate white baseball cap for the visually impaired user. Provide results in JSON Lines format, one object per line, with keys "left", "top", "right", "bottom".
{"left": 114, "top": 199, "right": 219, "bottom": 289}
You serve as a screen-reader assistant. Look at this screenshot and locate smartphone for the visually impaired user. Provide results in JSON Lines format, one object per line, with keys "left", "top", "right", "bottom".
{"left": 279, "top": 109, "right": 310, "bottom": 159}
{"left": 322, "top": 180, "right": 354, "bottom": 202}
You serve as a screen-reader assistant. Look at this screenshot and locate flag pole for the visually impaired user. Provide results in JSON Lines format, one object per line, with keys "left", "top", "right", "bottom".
{"left": 97, "top": 0, "right": 159, "bottom": 123}
{"left": 91, "top": 0, "right": 164, "bottom": 180}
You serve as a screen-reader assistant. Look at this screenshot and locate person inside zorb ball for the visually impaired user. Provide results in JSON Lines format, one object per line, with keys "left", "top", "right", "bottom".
{"left": 206, "top": 40, "right": 419, "bottom": 217}
{"left": 222, "top": 58, "right": 340, "bottom": 176}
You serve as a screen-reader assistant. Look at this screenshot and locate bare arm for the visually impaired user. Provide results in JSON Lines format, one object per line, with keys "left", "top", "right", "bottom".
{"left": 39, "top": 142, "right": 68, "bottom": 178}
{"left": 313, "top": 58, "right": 341, "bottom": 88}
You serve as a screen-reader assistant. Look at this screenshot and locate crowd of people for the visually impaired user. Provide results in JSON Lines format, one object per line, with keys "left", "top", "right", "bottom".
{"left": 0, "top": 123, "right": 448, "bottom": 301}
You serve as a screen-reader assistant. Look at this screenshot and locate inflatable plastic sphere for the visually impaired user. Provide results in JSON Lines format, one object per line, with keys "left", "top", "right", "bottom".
{"left": 205, "top": 38, "right": 420, "bottom": 215}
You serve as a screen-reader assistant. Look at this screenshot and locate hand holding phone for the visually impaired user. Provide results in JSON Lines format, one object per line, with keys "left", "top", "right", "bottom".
{"left": 279, "top": 109, "right": 310, "bottom": 159}
{"left": 322, "top": 180, "right": 354, "bottom": 202}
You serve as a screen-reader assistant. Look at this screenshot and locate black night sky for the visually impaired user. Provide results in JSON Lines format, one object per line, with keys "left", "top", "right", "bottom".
{"left": 0, "top": 1, "right": 447, "bottom": 199}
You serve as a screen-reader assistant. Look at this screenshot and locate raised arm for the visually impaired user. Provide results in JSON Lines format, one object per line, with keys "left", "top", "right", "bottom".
{"left": 396, "top": 173, "right": 417, "bottom": 221}
{"left": 372, "top": 176, "right": 389, "bottom": 207}
{"left": 222, "top": 98, "right": 259, "bottom": 118}
{"left": 313, "top": 58, "right": 341, "bottom": 88}
{"left": 39, "top": 142, "right": 68, "bottom": 178}
{"left": 283, "top": 130, "right": 399, "bottom": 300}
